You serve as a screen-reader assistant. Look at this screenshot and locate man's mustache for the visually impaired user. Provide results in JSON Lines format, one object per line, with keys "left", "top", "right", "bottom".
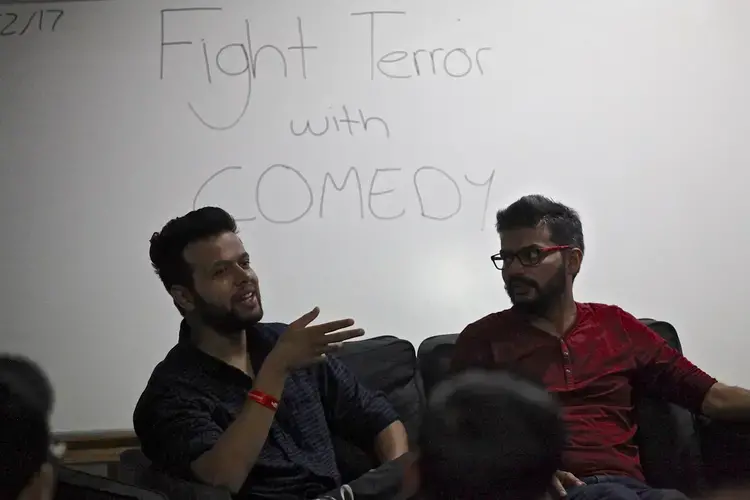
{"left": 506, "top": 277, "right": 540, "bottom": 290}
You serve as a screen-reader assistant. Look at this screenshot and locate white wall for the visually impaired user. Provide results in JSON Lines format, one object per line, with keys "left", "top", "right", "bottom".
{"left": 1, "top": 0, "right": 749, "bottom": 432}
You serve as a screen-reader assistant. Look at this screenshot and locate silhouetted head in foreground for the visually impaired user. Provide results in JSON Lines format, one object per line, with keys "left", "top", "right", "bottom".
{"left": 492, "top": 195, "right": 584, "bottom": 317}
{"left": 416, "top": 371, "right": 564, "bottom": 500}
{"left": 150, "top": 207, "right": 263, "bottom": 340}
{"left": 0, "top": 355, "right": 56, "bottom": 500}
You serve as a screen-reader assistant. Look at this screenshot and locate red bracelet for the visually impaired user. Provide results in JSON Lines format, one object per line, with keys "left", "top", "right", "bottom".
{"left": 248, "top": 390, "right": 279, "bottom": 411}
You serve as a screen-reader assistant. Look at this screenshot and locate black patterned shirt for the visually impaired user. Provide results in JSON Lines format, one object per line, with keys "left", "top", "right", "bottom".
{"left": 133, "top": 322, "right": 399, "bottom": 500}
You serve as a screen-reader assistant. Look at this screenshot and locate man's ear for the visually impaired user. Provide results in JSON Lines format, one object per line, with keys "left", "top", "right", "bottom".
{"left": 567, "top": 248, "right": 583, "bottom": 277}
{"left": 170, "top": 285, "right": 195, "bottom": 312}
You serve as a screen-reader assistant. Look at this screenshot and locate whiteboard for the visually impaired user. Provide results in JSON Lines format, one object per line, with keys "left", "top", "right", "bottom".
{"left": 1, "top": 0, "right": 749, "bottom": 432}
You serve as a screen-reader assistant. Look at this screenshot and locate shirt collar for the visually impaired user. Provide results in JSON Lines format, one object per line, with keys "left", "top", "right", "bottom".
{"left": 177, "top": 320, "right": 276, "bottom": 361}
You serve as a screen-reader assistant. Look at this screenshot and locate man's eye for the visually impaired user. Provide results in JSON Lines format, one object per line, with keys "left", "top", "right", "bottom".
{"left": 519, "top": 248, "right": 540, "bottom": 261}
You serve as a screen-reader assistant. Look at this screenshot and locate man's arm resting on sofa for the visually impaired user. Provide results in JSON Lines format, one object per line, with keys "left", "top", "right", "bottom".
{"left": 702, "top": 383, "right": 750, "bottom": 421}
{"left": 374, "top": 421, "right": 409, "bottom": 463}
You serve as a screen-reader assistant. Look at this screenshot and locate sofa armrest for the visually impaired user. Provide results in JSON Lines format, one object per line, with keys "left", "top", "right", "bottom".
{"left": 57, "top": 466, "right": 168, "bottom": 499}
{"left": 698, "top": 417, "right": 750, "bottom": 486}
{"left": 119, "top": 448, "right": 232, "bottom": 500}
{"left": 119, "top": 464, "right": 232, "bottom": 500}
{"left": 143, "top": 468, "right": 233, "bottom": 500}
{"left": 633, "top": 398, "right": 705, "bottom": 493}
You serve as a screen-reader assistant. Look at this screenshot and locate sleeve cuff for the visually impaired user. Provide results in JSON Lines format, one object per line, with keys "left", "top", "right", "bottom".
{"left": 367, "top": 394, "right": 401, "bottom": 436}
{"left": 687, "top": 374, "right": 718, "bottom": 414}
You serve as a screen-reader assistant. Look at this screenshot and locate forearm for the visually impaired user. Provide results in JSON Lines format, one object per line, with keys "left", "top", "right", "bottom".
{"left": 702, "top": 382, "right": 750, "bottom": 421}
{"left": 191, "top": 359, "right": 287, "bottom": 492}
{"left": 373, "top": 421, "right": 409, "bottom": 463}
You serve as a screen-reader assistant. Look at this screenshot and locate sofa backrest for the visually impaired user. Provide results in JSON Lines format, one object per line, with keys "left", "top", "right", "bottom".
{"left": 415, "top": 319, "right": 706, "bottom": 494}
{"left": 416, "top": 334, "right": 459, "bottom": 400}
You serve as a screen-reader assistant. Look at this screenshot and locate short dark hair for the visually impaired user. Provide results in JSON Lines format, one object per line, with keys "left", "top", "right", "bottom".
{"left": 496, "top": 195, "right": 584, "bottom": 254}
{"left": 419, "top": 371, "right": 564, "bottom": 500}
{"left": 149, "top": 207, "right": 238, "bottom": 291}
{"left": 0, "top": 356, "right": 53, "bottom": 499}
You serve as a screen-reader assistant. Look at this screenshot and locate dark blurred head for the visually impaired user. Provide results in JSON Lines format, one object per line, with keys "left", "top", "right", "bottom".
{"left": 494, "top": 195, "right": 584, "bottom": 316}
{"left": 418, "top": 371, "right": 564, "bottom": 500}
{"left": 149, "top": 207, "right": 263, "bottom": 338}
{"left": 0, "top": 355, "right": 56, "bottom": 500}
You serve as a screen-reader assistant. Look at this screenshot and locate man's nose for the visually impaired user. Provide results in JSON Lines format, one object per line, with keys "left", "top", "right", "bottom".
{"left": 232, "top": 265, "right": 252, "bottom": 284}
{"left": 503, "top": 256, "right": 526, "bottom": 275}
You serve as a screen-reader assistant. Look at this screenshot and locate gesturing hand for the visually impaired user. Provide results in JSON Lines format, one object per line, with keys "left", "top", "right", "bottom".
{"left": 552, "top": 470, "right": 584, "bottom": 498}
{"left": 269, "top": 307, "right": 364, "bottom": 372}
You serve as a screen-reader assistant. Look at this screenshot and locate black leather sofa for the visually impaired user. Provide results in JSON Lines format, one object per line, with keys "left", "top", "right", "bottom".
{"left": 119, "top": 319, "right": 750, "bottom": 499}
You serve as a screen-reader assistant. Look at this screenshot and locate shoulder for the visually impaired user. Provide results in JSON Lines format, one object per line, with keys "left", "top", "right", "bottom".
{"left": 577, "top": 302, "right": 651, "bottom": 347}
{"left": 579, "top": 302, "right": 641, "bottom": 326}
{"left": 458, "top": 309, "right": 516, "bottom": 341}
{"left": 143, "top": 343, "right": 206, "bottom": 388}
{"left": 133, "top": 346, "right": 213, "bottom": 423}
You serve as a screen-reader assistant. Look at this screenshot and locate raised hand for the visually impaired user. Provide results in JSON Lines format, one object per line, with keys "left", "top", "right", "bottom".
{"left": 268, "top": 307, "right": 364, "bottom": 372}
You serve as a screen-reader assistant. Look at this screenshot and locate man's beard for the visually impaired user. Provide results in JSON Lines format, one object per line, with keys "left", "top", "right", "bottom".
{"left": 505, "top": 265, "right": 566, "bottom": 317}
{"left": 193, "top": 293, "right": 262, "bottom": 337}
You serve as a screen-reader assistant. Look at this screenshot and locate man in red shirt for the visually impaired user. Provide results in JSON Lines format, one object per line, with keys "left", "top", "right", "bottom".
{"left": 451, "top": 195, "right": 750, "bottom": 500}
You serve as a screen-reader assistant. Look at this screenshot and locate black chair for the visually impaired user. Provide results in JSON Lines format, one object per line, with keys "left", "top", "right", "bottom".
{"left": 416, "top": 318, "right": 750, "bottom": 496}
{"left": 417, "top": 333, "right": 459, "bottom": 399}
{"left": 55, "top": 466, "right": 167, "bottom": 500}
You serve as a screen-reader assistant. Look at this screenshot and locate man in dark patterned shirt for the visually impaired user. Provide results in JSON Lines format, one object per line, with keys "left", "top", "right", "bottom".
{"left": 452, "top": 195, "right": 750, "bottom": 500}
{"left": 134, "top": 207, "right": 408, "bottom": 500}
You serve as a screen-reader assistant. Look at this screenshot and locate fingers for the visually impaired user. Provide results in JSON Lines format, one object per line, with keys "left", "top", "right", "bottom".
{"left": 558, "top": 472, "right": 584, "bottom": 487}
{"left": 289, "top": 307, "right": 321, "bottom": 329}
{"left": 307, "top": 318, "right": 356, "bottom": 335}
{"left": 312, "top": 336, "right": 362, "bottom": 357}
{"left": 552, "top": 477, "right": 566, "bottom": 498}
{"left": 288, "top": 310, "right": 361, "bottom": 346}
{"left": 314, "top": 332, "right": 363, "bottom": 356}
{"left": 321, "top": 328, "right": 365, "bottom": 344}
{"left": 289, "top": 308, "right": 358, "bottom": 337}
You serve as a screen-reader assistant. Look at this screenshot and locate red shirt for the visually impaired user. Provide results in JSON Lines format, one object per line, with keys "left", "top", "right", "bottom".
{"left": 451, "top": 302, "right": 717, "bottom": 481}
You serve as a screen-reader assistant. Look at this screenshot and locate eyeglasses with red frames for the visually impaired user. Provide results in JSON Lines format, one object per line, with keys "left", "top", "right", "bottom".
{"left": 490, "top": 245, "right": 572, "bottom": 270}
